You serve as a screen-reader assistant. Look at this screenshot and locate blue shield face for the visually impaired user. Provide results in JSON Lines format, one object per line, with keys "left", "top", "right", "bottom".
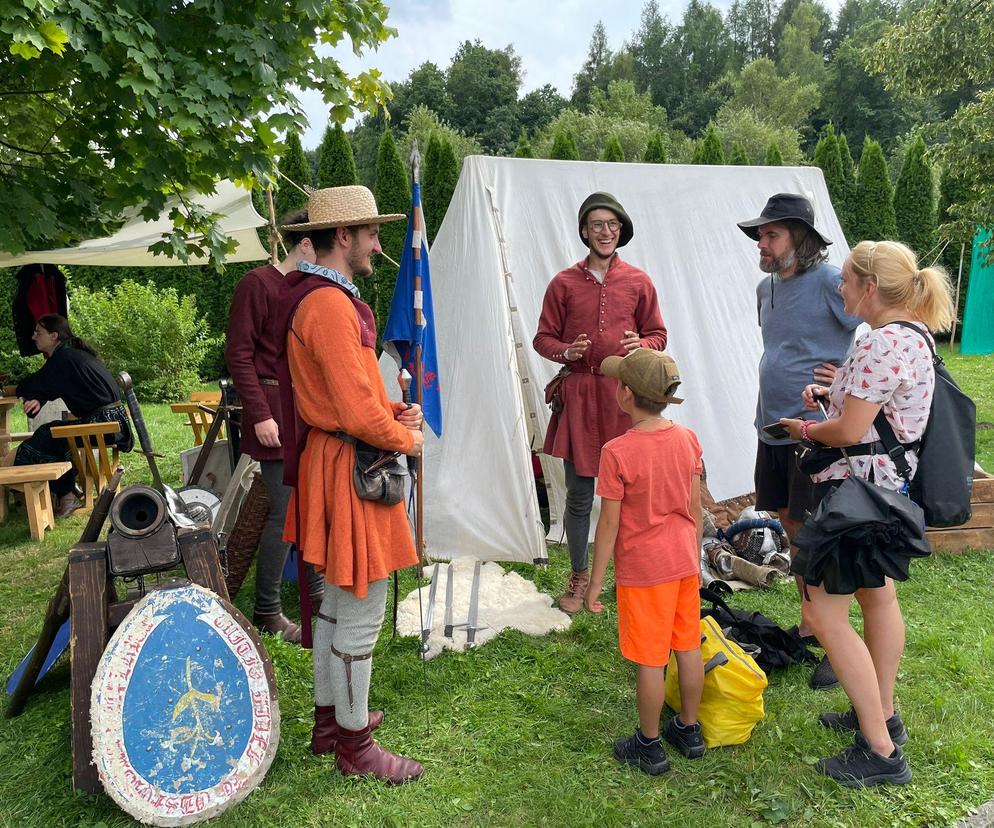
{"left": 122, "top": 600, "right": 254, "bottom": 792}
{"left": 92, "top": 584, "right": 279, "bottom": 824}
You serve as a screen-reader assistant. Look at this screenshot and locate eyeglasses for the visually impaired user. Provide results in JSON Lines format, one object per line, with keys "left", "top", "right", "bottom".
{"left": 588, "top": 219, "right": 622, "bottom": 233}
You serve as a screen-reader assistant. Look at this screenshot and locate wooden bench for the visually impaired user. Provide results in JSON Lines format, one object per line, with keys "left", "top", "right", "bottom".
{"left": 927, "top": 477, "right": 994, "bottom": 553}
{"left": 0, "top": 462, "right": 74, "bottom": 540}
{"left": 170, "top": 391, "right": 224, "bottom": 446}
{"left": 49, "top": 422, "right": 121, "bottom": 511}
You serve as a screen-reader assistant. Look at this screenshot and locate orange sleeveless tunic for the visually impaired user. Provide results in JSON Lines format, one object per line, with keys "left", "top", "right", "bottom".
{"left": 283, "top": 288, "right": 418, "bottom": 598}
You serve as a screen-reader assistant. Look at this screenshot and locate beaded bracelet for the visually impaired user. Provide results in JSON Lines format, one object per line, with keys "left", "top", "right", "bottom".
{"left": 800, "top": 420, "right": 818, "bottom": 442}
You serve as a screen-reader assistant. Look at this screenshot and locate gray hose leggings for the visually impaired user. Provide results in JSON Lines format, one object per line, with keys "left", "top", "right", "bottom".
{"left": 563, "top": 460, "right": 595, "bottom": 573}
{"left": 313, "top": 579, "right": 389, "bottom": 730}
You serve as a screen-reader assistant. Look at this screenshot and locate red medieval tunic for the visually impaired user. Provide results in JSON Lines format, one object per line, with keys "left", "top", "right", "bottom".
{"left": 283, "top": 288, "right": 418, "bottom": 598}
{"left": 533, "top": 254, "right": 667, "bottom": 477}
{"left": 225, "top": 264, "right": 285, "bottom": 462}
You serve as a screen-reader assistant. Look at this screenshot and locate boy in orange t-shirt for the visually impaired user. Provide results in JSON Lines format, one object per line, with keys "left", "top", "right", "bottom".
{"left": 585, "top": 349, "right": 705, "bottom": 775}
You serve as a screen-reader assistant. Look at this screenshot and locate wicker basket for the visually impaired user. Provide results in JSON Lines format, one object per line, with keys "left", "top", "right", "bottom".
{"left": 223, "top": 472, "right": 270, "bottom": 599}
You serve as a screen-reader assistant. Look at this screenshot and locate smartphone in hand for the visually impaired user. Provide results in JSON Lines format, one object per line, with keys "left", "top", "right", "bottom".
{"left": 762, "top": 422, "right": 791, "bottom": 440}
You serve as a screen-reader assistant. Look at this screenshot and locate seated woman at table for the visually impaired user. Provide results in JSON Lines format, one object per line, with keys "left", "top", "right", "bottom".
{"left": 4, "top": 315, "right": 133, "bottom": 518}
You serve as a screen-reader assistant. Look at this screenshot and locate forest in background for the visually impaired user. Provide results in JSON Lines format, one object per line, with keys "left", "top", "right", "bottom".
{"left": 2, "top": 0, "right": 988, "bottom": 384}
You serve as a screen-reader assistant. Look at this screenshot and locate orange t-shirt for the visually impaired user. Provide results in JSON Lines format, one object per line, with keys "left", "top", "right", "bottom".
{"left": 596, "top": 424, "right": 703, "bottom": 587}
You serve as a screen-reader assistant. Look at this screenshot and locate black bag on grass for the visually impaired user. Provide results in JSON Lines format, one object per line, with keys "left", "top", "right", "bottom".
{"left": 699, "top": 588, "right": 817, "bottom": 675}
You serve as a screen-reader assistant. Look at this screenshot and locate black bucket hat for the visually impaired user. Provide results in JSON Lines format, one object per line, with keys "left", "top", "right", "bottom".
{"left": 578, "top": 192, "right": 634, "bottom": 248}
{"left": 737, "top": 193, "right": 832, "bottom": 246}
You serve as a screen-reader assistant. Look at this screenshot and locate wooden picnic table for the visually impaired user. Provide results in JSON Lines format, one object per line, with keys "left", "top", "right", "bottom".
{"left": 0, "top": 395, "right": 20, "bottom": 456}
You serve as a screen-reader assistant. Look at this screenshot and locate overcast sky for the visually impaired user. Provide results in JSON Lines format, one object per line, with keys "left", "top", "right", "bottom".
{"left": 299, "top": 0, "right": 844, "bottom": 148}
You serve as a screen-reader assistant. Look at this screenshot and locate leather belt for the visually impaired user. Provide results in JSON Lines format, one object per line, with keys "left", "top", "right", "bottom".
{"left": 567, "top": 365, "right": 602, "bottom": 375}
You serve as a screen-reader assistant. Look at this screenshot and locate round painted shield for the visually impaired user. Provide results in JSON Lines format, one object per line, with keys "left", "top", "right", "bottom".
{"left": 91, "top": 584, "right": 280, "bottom": 826}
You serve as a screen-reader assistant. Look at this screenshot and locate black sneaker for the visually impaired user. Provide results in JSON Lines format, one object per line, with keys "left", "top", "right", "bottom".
{"left": 664, "top": 716, "right": 706, "bottom": 759}
{"left": 810, "top": 654, "right": 839, "bottom": 690}
{"left": 819, "top": 707, "right": 908, "bottom": 746}
{"left": 816, "top": 739, "right": 912, "bottom": 788}
{"left": 613, "top": 730, "right": 671, "bottom": 775}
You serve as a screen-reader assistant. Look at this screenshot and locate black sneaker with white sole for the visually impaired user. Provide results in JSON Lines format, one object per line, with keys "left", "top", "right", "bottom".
{"left": 816, "top": 738, "right": 912, "bottom": 788}
{"left": 613, "top": 729, "right": 671, "bottom": 776}
{"left": 819, "top": 707, "right": 908, "bottom": 746}
{"left": 664, "top": 715, "right": 706, "bottom": 759}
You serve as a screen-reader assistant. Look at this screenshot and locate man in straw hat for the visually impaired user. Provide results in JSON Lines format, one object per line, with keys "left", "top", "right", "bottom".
{"left": 225, "top": 209, "right": 326, "bottom": 644}
{"left": 533, "top": 192, "right": 667, "bottom": 614}
{"left": 736, "top": 192, "right": 861, "bottom": 690}
{"left": 273, "top": 185, "right": 425, "bottom": 784}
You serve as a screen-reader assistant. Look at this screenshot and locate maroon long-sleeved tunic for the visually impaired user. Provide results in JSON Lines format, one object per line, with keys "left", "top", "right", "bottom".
{"left": 533, "top": 255, "right": 667, "bottom": 477}
{"left": 225, "top": 264, "right": 285, "bottom": 462}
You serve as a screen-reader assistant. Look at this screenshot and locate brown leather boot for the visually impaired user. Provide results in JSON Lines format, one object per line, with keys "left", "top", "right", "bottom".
{"left": 54, "top": 492, "right": 83, "bottom": 519}
{"left": 558, "top": 569, "right": 589, "bottom": 615}
{"left": 311, "top": 705, "right": 386, "bottom": 755}
{"left": 253, "top": 612, "right": 302, "bottom": 644}
{"left": 334, "top": 724, "right": 423, "bottom": 784}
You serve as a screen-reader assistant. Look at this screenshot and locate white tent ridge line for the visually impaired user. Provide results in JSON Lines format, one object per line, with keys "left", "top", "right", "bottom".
{"left": 0, "top": 180, "right": 268, "bottom": 268}
{"left": 384, "top": 156, "right": 849, "bottom": 566}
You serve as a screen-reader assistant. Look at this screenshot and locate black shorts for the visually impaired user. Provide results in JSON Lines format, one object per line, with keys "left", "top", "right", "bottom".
{"left": 754, "top": 441, "right": 818, "bottom": 523}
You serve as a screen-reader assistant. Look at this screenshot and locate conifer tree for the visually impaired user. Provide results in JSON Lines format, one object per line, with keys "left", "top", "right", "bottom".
{"left": 643, "top": 132, "right": 667, "bottom": 163}
{"left": 838, "top": 131, "right": 857, "bottom": 240}
{"left": 730, "top": 141, "right": 749, "bottom": 165}
{"left": 373, "top": 130, "right": 410, "bottom": 334}
{"left": 813, "top": 126, "right": 847, "bottom": 237}
{"left": 422, "top": 134, "right": 443, "bottom": 237}
{"left": 938, "top": 165, "right": 973, "bottom": 318}
{"left": 853, "top": 136, "right": 896, "bottom": 243}
{"left": 893, "top": 135, "right": 936, "bottom": 259}
{"left": 514, "top": 130, "right": 534, "bottom": 158}
{"left": 424, "top": 134, "right": 458, "bottom": 242}
{"left": 274, "top": 131, "right": 312, "bottom": 220}
{"left": 765, "top": 142, "right": 783, "bottom": 165}
{"left": 602, "top": 134, "right": 625, "bottom": 161}
{"left": 550, "top": 128, "right": 580, "bottom": 160}
{"left": 696, "top": 124, "right": 725, "bottom": 165}
{"left": 316, "top": 123, "right": 358, "bottom": 188}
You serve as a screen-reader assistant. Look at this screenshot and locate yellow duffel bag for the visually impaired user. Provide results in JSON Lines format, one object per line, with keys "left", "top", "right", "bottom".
{"left": 665, "top": 614, "right": 767, "bottom": 747}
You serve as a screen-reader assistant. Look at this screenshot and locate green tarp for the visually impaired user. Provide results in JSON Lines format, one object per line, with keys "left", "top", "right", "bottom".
{"left": 961, "top": 229, "right": 994, "bottom": 355}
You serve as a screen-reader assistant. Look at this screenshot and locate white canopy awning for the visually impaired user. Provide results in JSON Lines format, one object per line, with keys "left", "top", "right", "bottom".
{"left": 0, "top": 180, "right": 269, "bottom": 267}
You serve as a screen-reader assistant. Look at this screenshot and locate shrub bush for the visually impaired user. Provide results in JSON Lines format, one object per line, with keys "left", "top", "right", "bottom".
{"left": 69, "top": 280, "right": 211, "bottom": 402}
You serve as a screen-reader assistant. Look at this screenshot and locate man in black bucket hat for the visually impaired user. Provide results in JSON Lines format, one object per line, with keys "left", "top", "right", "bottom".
{"left": 738, "top": 192, "right": 861, "bottom": 690}
{"left": 534, "top": 192, "right": 667, "bottom": 614}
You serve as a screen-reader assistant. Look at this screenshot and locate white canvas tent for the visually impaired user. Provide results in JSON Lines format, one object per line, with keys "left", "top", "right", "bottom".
{"left": 0, "top": 180, "right": 268, "bottom": 267}
{"left": 383, "top": 155, "right": 849, "bottom": 566}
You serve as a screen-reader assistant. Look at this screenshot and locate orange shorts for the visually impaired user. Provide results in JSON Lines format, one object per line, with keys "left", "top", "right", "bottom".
{"left": 616, "top": 575, "right": 701, "bottom": 667}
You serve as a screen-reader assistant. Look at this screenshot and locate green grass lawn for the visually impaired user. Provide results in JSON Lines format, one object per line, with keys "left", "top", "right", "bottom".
{"left": 0, "top": 351, "right": 992, "bottom": 828}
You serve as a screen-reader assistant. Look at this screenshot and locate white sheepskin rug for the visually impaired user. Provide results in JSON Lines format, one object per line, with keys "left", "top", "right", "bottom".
{"left": 395, "top": 560, "right": 572, "bottom": 659}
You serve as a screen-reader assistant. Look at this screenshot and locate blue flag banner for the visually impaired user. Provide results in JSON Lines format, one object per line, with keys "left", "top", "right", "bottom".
{"left": 383, "top": 181, "right": 442, "bottom": 437}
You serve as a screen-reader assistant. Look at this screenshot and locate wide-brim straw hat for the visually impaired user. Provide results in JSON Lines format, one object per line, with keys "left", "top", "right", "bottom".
{"left": 281, "top": 185, "right": 405, "bottom": 231}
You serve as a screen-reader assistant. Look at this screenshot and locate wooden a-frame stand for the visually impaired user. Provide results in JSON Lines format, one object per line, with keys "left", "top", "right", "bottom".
{"left": 3, "top": 469, "right": 229, "bottom": 794}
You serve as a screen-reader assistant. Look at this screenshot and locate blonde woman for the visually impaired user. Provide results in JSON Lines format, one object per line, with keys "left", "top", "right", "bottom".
{"left": 780, "top": 240, "right": 955, "bottom": 787}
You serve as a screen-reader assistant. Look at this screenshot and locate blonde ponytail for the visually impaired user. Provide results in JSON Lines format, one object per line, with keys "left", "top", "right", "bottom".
{"left": 848, "top": 240, "right": 956, "bottom": 331}
{"left": 912, "top": 265, "right": 956, "bottom": 332}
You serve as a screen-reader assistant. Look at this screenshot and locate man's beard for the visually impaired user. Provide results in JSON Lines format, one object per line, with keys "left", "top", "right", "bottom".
{"left": 347, "top": 240, "right": 373, "bottom": 278}
{"left": 759, "top": 250, "right": 796, "bottom": 275}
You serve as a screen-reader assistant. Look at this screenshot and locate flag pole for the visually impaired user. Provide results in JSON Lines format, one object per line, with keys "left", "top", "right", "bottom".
{"left": 410, "top": 141, "right": 427, "bottom": 576}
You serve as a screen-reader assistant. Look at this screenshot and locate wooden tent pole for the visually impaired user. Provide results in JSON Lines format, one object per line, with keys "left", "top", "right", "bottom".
{"left": 950, "top": 242, "right": 966, "bottom": 349}
{"left": 265, "top": 186, "right": 278, "bottom": 265}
